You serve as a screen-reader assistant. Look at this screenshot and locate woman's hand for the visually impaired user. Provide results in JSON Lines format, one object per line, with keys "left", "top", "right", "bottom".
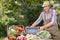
{"left": 30, "top": 25, "right": 35, "bottom": 27}
{"left": 30, "top": 26, "right": 33, "bottom": 27}
{"left": 39, "top": 26, "right": 45, "bottom": 31}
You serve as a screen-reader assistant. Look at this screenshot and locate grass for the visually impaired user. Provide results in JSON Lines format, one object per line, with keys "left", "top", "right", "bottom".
{"left": 0, "top": 37, "right": 5, "bottom": 40}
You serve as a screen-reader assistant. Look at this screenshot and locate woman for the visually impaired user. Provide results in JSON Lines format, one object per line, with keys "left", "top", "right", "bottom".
{"left": 31, "top": 1, "right": 58, "bottom": 40}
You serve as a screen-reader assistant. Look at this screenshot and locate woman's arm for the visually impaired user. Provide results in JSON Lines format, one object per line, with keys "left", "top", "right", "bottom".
{"left": 40, "top": 10, "right": 57, "bottom": 30}
{"left": 31, "top": 12, "right": 43, "bottom": 27}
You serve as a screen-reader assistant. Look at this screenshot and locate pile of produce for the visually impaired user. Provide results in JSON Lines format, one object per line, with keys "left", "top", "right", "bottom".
{"left": 25, "top": 30, "right": 51, "bottom": 40}
{"left": 8, "top": 25, "right": 25, "bottom": 40}
{"left": 26, "top": 34, "right": 42, "bottom": 40}
{"left": 16, "top": 34, "right": 51, "bottom": 40}
{"left": 36, "top": 30, "right": 51, "bottom": 39}
{"left": 8, "top": 25, "right": 24, "bottom": 35}
{"left": 8, "top": 26, "right": 51, "bottom": 40}
{"left": 16, "top": 34, "right": 41, "bottom": 40}
{"left": 16, "top": 35, "right": 26, "bottom": 40}
{"left": 15, "top": 25, "right": 24, "bottom": 33}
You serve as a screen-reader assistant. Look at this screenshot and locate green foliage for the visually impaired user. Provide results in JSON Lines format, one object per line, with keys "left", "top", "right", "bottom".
{"left": 0, "top": 0, "right": 23, "bottom": 37}
{"left": 20, "top": 0, "right": 43, "bottom": 25}
{"left": 23, "top": 5, "right": 43, "bottom": 25}
{"left": 0, "top": 15, "right": 16, "bottom": 25}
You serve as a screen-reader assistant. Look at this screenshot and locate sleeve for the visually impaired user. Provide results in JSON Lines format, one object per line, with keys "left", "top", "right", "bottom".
{"left": 51, "top": 10, "right": 57, "bottom": 25}
{"left": 33, "top": 12, "right": 43, "bottom": 25}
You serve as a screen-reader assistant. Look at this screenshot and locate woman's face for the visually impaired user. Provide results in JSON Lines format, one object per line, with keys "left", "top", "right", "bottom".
{"left": 43, "top": 5, "right": 50, "bottom": 12}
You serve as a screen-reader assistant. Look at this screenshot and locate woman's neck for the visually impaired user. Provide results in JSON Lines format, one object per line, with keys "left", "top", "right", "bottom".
{"left": 45, "top": 9, "right": 50, "bottom": 14}
{"left": 45, "top": 11, "right": 48, "bottom": 14}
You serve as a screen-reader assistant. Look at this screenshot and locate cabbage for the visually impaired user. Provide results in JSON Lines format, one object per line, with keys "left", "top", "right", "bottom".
{"left": 8, "top": 29, "right": 16, "bottom": 36}
{"left": 36, "top": 30, "right": 51, "bottom": 39}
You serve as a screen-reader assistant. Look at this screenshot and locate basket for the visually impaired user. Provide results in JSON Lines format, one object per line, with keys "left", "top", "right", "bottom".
{"left": 25, "top": 27, "right": 39, "bottom": 35}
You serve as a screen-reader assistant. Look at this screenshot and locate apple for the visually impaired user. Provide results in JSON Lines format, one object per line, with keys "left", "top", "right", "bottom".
{"left": 19, "top": 27, "right": 24, "bottom": 32}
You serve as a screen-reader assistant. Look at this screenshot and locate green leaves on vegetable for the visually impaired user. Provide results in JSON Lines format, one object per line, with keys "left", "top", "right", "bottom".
{"left": 36, "top": 30, "right": 51, "bottom": 39}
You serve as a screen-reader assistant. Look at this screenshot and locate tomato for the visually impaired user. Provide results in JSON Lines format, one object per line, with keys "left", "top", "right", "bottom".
{"left": 8, "top": 36, "right": 14, "bottom": 40}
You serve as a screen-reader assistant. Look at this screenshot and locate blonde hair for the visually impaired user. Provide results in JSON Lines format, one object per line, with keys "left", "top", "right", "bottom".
{"left": 42, "top": 1, "right": 50, "bottom": 7}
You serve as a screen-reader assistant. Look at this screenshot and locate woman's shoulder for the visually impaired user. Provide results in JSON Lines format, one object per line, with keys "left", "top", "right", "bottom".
{"left": 41, "top": 11, "right": 45, "bottom": 14}
{"left": 50, "top": 9, "right": 57, "bottom": 15}
{"left": 50, "top": 9, "right": 56, "bottom": 12}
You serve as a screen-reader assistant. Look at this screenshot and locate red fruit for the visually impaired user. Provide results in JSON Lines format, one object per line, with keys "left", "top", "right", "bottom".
{"left": 23, "top": 37, "right": 26, "bottom": 40}
{"left": 19, "top": 27, "right": 24, "bottom": 32}
{"left": 16, "top": 36, "right": 21, "bottom": 40}
{"left": 8, "top": 36, "right": 14, "bottom": 40}
{"left": 16, "top": 36, "right": 26, "bottom": 40}
{"left": 20, "top": 37, "right": 26, "bottom": 40}
{"left": 20, "top": 37, "right": 24, "bottom": 40}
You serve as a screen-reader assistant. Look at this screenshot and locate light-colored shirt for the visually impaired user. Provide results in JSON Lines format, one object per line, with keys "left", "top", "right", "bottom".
{"left": 34, "top": 9, "right": 57, "bottom": 25}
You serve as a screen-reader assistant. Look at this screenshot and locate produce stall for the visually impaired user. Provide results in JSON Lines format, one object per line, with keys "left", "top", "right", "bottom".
{"left": 7, "top": 25, "right": 52, "bottom": 40}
